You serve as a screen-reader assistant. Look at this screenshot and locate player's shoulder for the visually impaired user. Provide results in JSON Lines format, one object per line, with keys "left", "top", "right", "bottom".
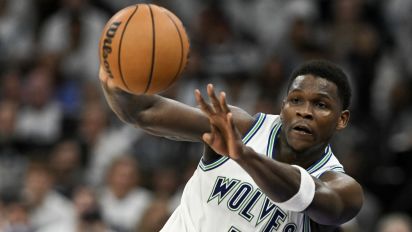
{"left": 229, "top": 106, "right": 255, "bottom": 135}
{"left": 262, "top": 113, "right": 281, "bottom": 123}
{"left": 252, "top": 113, "right": 281, "bottom": 128}
{"left": 231, "top": 109, "right": 282, "bottom": 139}
{"left": 240, "top": 113, "right": 281, "bottom": 136}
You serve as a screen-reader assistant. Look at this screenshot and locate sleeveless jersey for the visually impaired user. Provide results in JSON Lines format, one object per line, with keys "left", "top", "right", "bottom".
{"left": 161, "top": 113, "right": 345, "bottom": 232}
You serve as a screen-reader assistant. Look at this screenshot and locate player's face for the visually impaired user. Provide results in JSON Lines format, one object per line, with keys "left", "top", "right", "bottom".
{"left": 280, "top": 75, "right": 349, "bottom": 152}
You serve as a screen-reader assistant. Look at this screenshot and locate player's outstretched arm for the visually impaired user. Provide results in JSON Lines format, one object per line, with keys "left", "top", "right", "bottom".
{"left": 100, "top": 69, "right": 254, "bottom": 142}
{"left": 100, "top": 67, "right": 208, "bottom": 141}
{"left": 196, "top": 86, "right": 363, "bottom": 226}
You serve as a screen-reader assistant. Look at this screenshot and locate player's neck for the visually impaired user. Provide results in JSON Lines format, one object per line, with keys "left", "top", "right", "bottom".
{"left": 276, "top": 134, "right": 328, "bottom": 169}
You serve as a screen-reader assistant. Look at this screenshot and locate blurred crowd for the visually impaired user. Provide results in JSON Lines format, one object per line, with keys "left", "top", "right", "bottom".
{"left": 1, "top": 0, "right": 412, "bottom": 231}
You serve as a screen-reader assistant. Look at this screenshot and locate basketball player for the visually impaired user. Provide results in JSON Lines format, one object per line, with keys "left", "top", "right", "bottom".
{"left": 100, "top": 60, "right": 363, "bottom": 231}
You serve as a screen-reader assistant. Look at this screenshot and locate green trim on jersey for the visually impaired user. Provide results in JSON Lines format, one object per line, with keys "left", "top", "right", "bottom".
{"left": 199, "top": 156, "right": 230, "bottom": 171}
{"left": 303, "top": 214, "right": 311, "bottom": 232}
{"left": 307, "top": 147, "right": 332, "bottom": 174}
{"left": 243, "top": 113, "right": 266, "bottom": 144}
{"left": 266, "top": 122, "right": 281, "bottom": 158}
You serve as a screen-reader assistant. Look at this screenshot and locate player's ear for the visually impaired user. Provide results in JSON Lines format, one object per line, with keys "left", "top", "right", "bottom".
{"left": 280, "top": 98, "right": 286, "bottom": 120}
{"left": 336, "top": 110, "right": 350, "bottom": 131}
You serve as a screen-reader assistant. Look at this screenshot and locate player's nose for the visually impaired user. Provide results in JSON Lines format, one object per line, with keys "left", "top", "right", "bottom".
{"left": 296, "top": 103, "right": 313, "bottom": 120}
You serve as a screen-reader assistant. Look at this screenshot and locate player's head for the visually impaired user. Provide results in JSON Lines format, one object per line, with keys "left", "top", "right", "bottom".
{"left": 280, "top": 60, "right": 351, "bottom": 153}
{"left": 287, "top": 60, "right": 351, "bottom": 110}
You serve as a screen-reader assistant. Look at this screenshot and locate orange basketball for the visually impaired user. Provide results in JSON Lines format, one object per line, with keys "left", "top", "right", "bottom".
{"left": 99, "top": 4, "right": 189, "bottom": 94}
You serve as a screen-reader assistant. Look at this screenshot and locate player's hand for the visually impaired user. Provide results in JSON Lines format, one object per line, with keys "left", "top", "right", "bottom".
{"left": 99, "top": 66, "right": 116, "bottom": 88}
{"left": 99, "top": 66, "right": 132, "bottom": 97}
{"left": 195, "top": 84, "right": 245, "bottom": 160}
{"left": 99, "top": 66, "right": 120, "bottom": 93}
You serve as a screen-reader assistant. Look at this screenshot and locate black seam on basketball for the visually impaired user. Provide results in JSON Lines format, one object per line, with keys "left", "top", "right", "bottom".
{"left": 165, "top": 12, "right": 184, "bottom": 89}
{"left": 118, "top": 5, "right": 139, "bottom": 91}
{"left": 145, "top": 4, "right": 156, "bottom": 94}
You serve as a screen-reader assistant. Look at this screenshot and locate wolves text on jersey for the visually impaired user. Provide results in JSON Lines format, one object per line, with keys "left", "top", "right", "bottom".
{"left": 208, "top": 176, "right": 298, "bottom": 232}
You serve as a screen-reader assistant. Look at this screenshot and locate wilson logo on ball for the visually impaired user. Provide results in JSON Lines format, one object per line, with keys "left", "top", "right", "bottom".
{"left": 102, "top": 21, "right": 122, "bottom": 79}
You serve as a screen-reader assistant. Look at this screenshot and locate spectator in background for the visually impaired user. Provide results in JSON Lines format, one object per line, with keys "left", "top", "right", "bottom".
{"left": 49, "top": 139, "right": 83, "bottom": 198}
{"left": 22, "top": 162, "right": 75, "bottom": 231}
{"left": 346, "top": 23, "right": 381, "bottom": 123}
{"left": 284, "top": 16, "right": 329, "bottom": 69}
{"left": 38, "top": 0, "right": 107, "bottom": 83}
{"left": 323, "top": 0, "right": 365, "bottom": 61}
{"left": 384, "top": 0, "right": 412, "bottom": 76}
{"left": 72, "top": 186, "right": 112, "bottom": 232}
{"left": 100, "top": 155, "right": 152, "bottom": 232}
{"left": 14, "top": 66, "right": 62, "bottom": 152}
{"left": 255, "top": 55, "right": 287, "bottom": 113}
{"left": 192, "top": 3, "right": 260, "bottom": 114}
{"left": 135, "top": 198, "right": 170, "bottom": 232}
{"left": 167, "top": 158, "right": 200, "bottom": 213}
{"left": 37, "top": 0, "right": 108, "bottom": 130}
{"left": 0, "top": 0, "right": 36, "bottom": 68}
{"left": 386, "top": 79, "right": 412, "bottom": 155}
{"left": 0, "top": 198, "right": 32, "bottom": 232}
{"left": 131, "top": 133, "right": 201, "bottom": 185}
{"left": 376, "top": 213, "right": 412, "bottom": 232}
{"left": 151, "top": 165, "right": 180, "bottom": 200}
{"left": 381, "top": 79, "right": 412, "bottom": 214}
{"left": 79, "top": 101, "right": 138, "bottom": 187}
{"left": 0, "top": 100, "right": 27, "bottom": 195}
{"left": 0, "top": 70, "right": 22, "bottom": 104}
{"left": 223, "top": 0, "right": 317, "bottom": 58}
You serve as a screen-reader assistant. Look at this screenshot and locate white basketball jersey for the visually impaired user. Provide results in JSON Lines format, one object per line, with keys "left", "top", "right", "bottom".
{"left": 161, "top": 113, "right": 344, "bottom": 232}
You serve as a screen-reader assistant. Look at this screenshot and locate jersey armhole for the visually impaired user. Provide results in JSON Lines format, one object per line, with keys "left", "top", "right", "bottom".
{"left": 316, "top": 166, "right": 346, "bottom": 179}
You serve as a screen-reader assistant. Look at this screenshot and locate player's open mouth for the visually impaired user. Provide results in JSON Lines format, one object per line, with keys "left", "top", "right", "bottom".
{"left": 292, "top": 125, "right": 313, "bottom": 135}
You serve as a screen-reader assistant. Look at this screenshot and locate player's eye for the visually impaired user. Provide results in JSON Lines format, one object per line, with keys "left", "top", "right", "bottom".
{"left": 315, "top": 101, "right": 327, "bottom": 109}
{"left": 290, "top": 97, "right": 301, "bottom": 104}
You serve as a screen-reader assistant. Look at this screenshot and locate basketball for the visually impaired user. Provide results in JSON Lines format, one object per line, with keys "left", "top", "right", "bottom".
{"left": 99, "top": 4, "right": 190, "bottom": 94}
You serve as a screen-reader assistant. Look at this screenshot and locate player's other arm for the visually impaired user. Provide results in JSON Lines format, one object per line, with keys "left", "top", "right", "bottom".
{"left": 306, "top": 170, "right": 363, "bottom": 225}
{"left": 102, "top": 81, "right": 206, "bottom": 141}
{"left": 237, "top": 153, "right": 363, "bottom": 225}
{"left": 100, "top": 72, "right": 254, "bottom": 142}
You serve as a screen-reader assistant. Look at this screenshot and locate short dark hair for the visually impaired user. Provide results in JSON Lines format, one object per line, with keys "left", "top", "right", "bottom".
{"left": 286, "top": 60, "right": 352, "bottom": 110}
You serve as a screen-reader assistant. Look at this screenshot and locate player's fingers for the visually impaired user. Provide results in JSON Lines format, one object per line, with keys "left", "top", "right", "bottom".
{"left": 99, "top": 67, "right": 108, "bottom": 83}
{"left": 107, "top": 78, "right": 117, "bottom": 90}
{"left": 226, "top": 112, "right": 240, "bottom": 145}
{"left": 202, "top": 132, "right": 214, "bottom": 145}
{"left": 227, "top": 113, "right": 235, "bottom": 133}
{"left": 100, "top": 67, "right": 119, "bottom": 91}
{"left": 211, "top": 123, "right": 223, "bottom": 136}
{"left": 207, "top": 84, "right": 222, "bottom": 113}
{"left": 99, "top": 67, "right": 110, "bottom": 89}
{"left": 226, "top": 112, "right": 243, "bottom": 158}
{"left": 207, "top": 124, "right": 221, "bottom": 146}
{"left": 219, "top": 92, "right": 230, "bottom": 114}
{"left": 194, "top": 89, "right": 214, "bottom": 116}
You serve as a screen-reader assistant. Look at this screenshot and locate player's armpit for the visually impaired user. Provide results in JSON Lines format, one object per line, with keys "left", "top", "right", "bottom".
{"left": 306, "top": 171, "right": 363, "bottom": 226}
{"left": 227, "top": 106, "right": 257, "bottom": 136}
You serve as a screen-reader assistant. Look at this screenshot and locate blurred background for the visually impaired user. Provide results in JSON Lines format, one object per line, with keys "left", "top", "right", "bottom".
{"left": 1, "top": 0, "right": 412, "bottom": 231}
